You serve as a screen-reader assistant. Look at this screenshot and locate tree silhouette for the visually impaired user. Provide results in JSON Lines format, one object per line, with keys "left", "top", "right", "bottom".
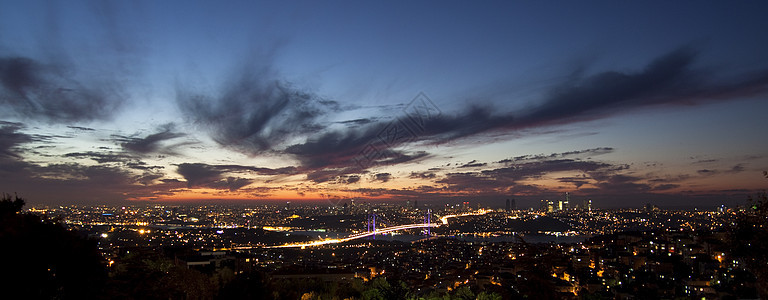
{"left": 0, "top": 193, "right": 25, "bottom": 216}
{"left": 0, "top": 194, "right": 108, "bottom": 299}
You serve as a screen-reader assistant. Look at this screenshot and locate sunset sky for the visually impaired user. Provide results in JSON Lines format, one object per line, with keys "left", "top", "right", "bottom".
{"left": 1, "top": 1, "right": 767, "bottom": 208}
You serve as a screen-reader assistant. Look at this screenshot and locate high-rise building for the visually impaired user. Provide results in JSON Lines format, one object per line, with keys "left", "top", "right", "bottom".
{"left": 510, "top": 198, "right": 516, "bottom": 211}
{"left": 506, "top": 199, "right": 510, "bottom": 212}
{"left": 580, "top": 199, "right": 592, "bottom": 211}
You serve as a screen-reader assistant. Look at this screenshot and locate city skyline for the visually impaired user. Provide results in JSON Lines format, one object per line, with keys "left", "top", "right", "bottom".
{"left": 1, "top": 1, "right": 768, "bottom": 207}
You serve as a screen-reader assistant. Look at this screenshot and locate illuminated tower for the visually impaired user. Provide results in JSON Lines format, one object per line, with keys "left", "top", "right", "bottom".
{"left": 367, "top": 213, "right": 377, "bottom": 239}
{"left": 423, "top": 209, "right": 432, "bottom": 236}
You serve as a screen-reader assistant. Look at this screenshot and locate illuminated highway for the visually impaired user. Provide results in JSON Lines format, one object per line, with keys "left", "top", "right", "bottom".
{"left": 268, "top": 222, "right": 439, "bottom": 248}
{"left": 265, "top": 209, "right": 490, "bottom": 249}
{"left": 439, "top": 209, "right": 489, "bottom": 225}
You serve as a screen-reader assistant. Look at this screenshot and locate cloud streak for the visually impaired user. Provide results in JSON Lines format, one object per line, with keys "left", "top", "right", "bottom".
{"left": 282, "top": 47, "right": 768, "bottom": 175}
{"left": 114, "top": 123, "right": 188, "bottom": 155}
{"left": 176, "top": 51, "right": 334, "bottom": 153}
{"left": 0, "top": 56, "right": 126, "bottom": 122}
{"left": 176, "top": 163, "right": 297, "bottom": 190}
{"left": 0, "top": 122, "right": 33, "bottom": 158}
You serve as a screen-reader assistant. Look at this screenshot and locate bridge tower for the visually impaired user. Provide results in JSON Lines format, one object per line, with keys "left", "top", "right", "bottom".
{"left": 423, "top": 209, "right": 432, "bottom": 236}
{"left": 367, "top": 213, "right": 377, "bottom": 239}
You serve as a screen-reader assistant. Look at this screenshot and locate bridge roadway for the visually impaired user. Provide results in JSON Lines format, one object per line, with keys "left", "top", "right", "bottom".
{"left": 232, "top": 209, "right": 489, "bottom": 249}
{"left": 268, "top": 222, "right": 440, "bottom": 248}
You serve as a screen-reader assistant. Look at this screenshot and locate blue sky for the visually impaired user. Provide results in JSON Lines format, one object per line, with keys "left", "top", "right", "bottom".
{"left": 1, "top": 1, "right": 767, "bottom": 208}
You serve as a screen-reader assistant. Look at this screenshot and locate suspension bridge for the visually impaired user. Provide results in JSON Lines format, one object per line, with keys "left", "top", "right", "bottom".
{"left": 265, "top": 209, "right": 488, "bottom": 249}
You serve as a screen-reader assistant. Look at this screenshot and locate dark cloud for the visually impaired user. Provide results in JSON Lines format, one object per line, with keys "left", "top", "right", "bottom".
{"left": 372, "top": 173, "right": 391, "bottom": 182}
{"left": 0, "top": 155, "right": 183, "bottom": 204}
{"left": 557, "top": 176, "right": 590, "bottom": 188}
{"left": 696, "top": 164, "right": 746, "bottom": 177}
{"left": 114, "top": 123, "right": 188, "bottom": 154}
{"left": 696, "top": 164, "right": 744, "bottom": 176}
{"left": 651, "top": 174, "right": 692, "bottom": 183}
{"left": 285, "top": 121, "right": 432, "bottom": 172}
{"left": 125, "top": 161, "right": 164, "bottom": 171}
{"left": 63, "top": 150, "right": 163, "bottom": 172}
{"left": 66, "top": 126, "right": 95, "bottom": 131}
{"left": 428, "top": 150, "right": 659, "bottom": 198}
{"left": 176, "top": 52, "right": 333, "bottom": 153}
{"left": 561, "top": 147, "right": 615, "bottom": 157}
{"left": 337, "top": 118, "right": 378, "bottom": 126}
{"left": 438, "top": 158, "right": 613, "bottom": 193}
{"left": 207, "top": 177, "right": 254, "bottom": 191}
{"left": 693, "top": 159, "right": 718, "bottom": 164}
{"left": 284, "top": 125, "right": 389, "bottom": 169}
{"left": 489, "top": 47, "right": 767, "bottom": 136}
{"left": 378, "top": 151, "right": 430, "bottom": 166}
{"left": 284, "top": 47, "right": 768, "bottom": 174}
{"left": 409, "top": 171, "right": 436, "bottom": 179}
{"left": 135, "top": 172, "right": 164, "bottom": 185}
{"left": 652, "top": 184, "right": 680, "bottom": 191}
{"left": 498, "top": 148, "right": 615, "bottom": 165}
{"left": 304, "top": 167, "right": 362, "bottom": 184}
{"left": 339, "top": 175, "right": 360, "bottom": 184}
{"left": 0, "top": 122, "right": 33, "bottom": 158}
{"left": 176, "top": 163, "right": 224, "bottom": 188}
{"left": 176, "top": 162, "right": 296, "bottom": 189}
{"left": 1, "top": 1, "right": 141, "bottom": 123}
{"left": 459, "top": 160, "right": 487, "bottom": 168}
{"left": 590, "top": 174, "right": 652, "bottom": 194}
{"left": 0, "top": 56, "right": 123, "bottom": 122}
{"left": 239, "top": 186, "right": 281, "bottom": 197}
{"left": 64, "top": 151, "right": 133, "bottom": 164}
{"left": 285, "top": 121, "right": 432, "bottom": 180}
